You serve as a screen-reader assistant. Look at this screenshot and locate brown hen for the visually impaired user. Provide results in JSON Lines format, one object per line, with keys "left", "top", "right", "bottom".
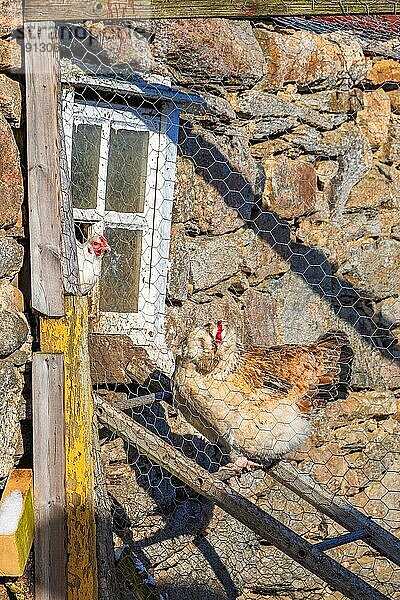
{"left": 173, "top": 321, "right": 353, "bottom": 466}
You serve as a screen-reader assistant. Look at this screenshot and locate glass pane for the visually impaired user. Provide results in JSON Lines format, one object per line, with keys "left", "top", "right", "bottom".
{"left": 99, "top": 227, "right": 143, "bottom": 313}
{"left": 71, "top": 123, "right": 101, "bottom": 209}
{"left": 105, "top": 128, "right": 149, "bottom": 213}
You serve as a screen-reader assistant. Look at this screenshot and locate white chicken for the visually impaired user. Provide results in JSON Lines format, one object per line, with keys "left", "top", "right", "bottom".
{"left": 77, "top": 234, "right": 111, "bottom": 295}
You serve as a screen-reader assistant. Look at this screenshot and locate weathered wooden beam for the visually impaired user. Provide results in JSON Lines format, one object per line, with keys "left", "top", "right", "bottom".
{"left": 95, "top": 396, "right": 391, "bottom": 600}
{"left": 268, "top": 461, "right": 400, "bottom": 568}
{"left": 32, "top": 354, "right": 67, "bottom": 600}
{"left": 40, "top": 297, "right": 98, "bottom": 600}
{"left": 0, "top": 469, "right": 34, "bottom": 578}
{"left": 25, "top": 21, "right": 64, "bottom": 317}
{"left": 24, "top": 1, "right": 400, "bottom": 21}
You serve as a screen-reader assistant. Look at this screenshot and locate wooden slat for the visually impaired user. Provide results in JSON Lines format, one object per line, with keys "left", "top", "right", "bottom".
{"left": 32, "top": 353, "right": 67, "bottom": 600}
{"left": 95, "top": 396, "right": 391, "bottom": 600}
{"left": 268, "top": 461, "right": 400, "bottom": 568}
{"left": 25, "top": 21, "right": 64, "bottom": 317}
{"left": 24, "top": 0, "right": 399, "bottom": 21}
{"left": 40, "top": 296, "right": 98, "bottom": 600}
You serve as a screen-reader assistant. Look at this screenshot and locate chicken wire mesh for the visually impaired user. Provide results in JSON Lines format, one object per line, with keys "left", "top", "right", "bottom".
{"left": 55, "top": 16, "right": 400, "bottom": 600}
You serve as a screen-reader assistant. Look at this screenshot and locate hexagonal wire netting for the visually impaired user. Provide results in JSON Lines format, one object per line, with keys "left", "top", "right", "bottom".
{"left": 57, "top": 16, "right": 400, "bottom": 600}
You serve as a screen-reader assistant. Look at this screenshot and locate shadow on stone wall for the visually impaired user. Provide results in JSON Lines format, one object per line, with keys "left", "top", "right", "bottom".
{"left": 179, "top": 123, "right": 399, "bottom": 361}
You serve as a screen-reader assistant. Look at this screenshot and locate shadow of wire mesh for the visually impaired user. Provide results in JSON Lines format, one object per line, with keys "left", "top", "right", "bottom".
{"left": 58, "top": 16, "right": 400, "bottom": 600}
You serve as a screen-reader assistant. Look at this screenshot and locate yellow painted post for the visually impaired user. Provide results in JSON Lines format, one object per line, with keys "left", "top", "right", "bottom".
{"left": 40, "top": 296, "right": 98, "bottom": 600}
{"left": 0, "top": 469, "right": 34, "bottom": 577}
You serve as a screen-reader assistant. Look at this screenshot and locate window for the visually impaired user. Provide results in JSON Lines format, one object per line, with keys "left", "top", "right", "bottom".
{"left": 62, "top": 85, "right": 180, "bottom": 350}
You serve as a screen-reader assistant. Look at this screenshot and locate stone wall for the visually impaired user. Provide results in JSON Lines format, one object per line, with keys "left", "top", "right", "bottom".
{"left": 68, "top": 18, "right": 400, "bottom": 600}
{"left": 0, "top": 11, "right": 396, "bottom": 600}
{"left": 0, "top": 1, "right": 30, "bottom": 490}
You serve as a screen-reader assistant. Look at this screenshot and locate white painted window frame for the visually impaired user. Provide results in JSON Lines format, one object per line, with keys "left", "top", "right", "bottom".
{"left": 62, "top": 87, "right": 180, "bottom": 350}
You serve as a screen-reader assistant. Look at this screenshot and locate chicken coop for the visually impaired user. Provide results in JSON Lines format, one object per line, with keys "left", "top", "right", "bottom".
{"left": 0, "top": 3, "right": 399, "bottom": 600}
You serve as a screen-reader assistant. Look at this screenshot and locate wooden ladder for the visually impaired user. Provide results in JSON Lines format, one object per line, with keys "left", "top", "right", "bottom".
{"left": 96, "top": 395, "right": 400, "bottom": 600}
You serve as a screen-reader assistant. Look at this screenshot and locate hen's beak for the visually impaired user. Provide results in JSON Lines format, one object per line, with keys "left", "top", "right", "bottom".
{"left": 103, "top": 244, "right": 111, "bottom": 255}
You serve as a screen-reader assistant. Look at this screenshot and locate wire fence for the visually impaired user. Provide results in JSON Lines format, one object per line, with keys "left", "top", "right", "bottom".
{"left": 57, "top": 16, "right": 400, "bottom": 600}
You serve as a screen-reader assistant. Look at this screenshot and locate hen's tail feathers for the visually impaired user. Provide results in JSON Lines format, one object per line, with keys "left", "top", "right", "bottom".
{"left": 314, "top": 330, "right": 353, "bottom": 402}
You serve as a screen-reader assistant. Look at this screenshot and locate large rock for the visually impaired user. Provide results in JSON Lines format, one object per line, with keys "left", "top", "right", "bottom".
{"left": 188, "top": 231, "right": 244, "bottom": 292}
{"left": 185, "top": 91, "right": 237, "bottom": 124}
{"left": 291, "top": 88, "right": 361, "bottom": 114}
{"left": 177, "top": 123, "right": 260, "bottom": 228}
{"left": 0, "top": 0, "right": 21, "bottom": 36}
{"left": 242, "top": 288, "right": 277, "bottom": 347}
{"left": 297, "top": 209, "right": 399, "bottom": 265}
{"left": 0, "top": 361, "right": 23, "bottom": 479}
{"left": 151, "top": 19, "right": 266, "bottom": 88}
{"left": 380, "top": 116, "right": 400, "bottom": 165}
{"left": 187, "top": 227, "right": 289, "bottom": 294}
{"left": 254, "top": 28, "right": 366, "bottom": 91}
{"left": 0, "top": 309, "right": 29, "bottom": 357}
{"left": 387, "top": 89, "right": 400, "bottom": 113}
{"left": 367, "top": 58, "right": 400, "bottom": 85}
{"left": 337, "top": 239, "right": 400, "bottom": 301}
{"left": 241, "top": 228, "right": 289, "bottom": 285}
{"left": 346, "top": 167, "right": 400, "bottom": 210}
{"left": 89, "top": 334, "right": 157, "bottom": 385}
{"left": 356, "top": 89, "right": 391, "bottom": 149}
{"left": 229, "top": 91, "right": 335, "bottom": 130}
{"left": 247, "top": 116, "right": 298, "bottom": 140}
{"left": 82, "top": 21, "right": 162, "bottom": 75}
{"left": 262, "top": 157, "right": 318, "bottom": 219}
{"left": 0, "top": 75, "right": 21, "bottom": 126}
{"left": 0, "top": 236, "right": 23, "bottom": 279}
{"left": 0, "top": 39, "right": 21, "bottom": 73}
{"left": 0, "top": 113, "right": 23, "bottom": 227}
{"left": 323, "top": 122, "right": 372, "bottom": 218}
{"left": 173, "top": 155, "right": 247, "bottom": 235}
{"left": 284, "top": 124, "right": 340, "bottom": 156}
{"left": 0, "top": 281, "right": 24, "bottom": 312}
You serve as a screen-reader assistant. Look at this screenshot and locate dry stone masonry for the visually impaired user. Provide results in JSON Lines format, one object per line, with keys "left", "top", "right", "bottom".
{"left": 0, "top": 0, "right": 29, "bottom": 509}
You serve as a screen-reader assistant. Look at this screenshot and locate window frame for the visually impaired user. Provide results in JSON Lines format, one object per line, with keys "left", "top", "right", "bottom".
{"left": 62, "top": 86, "right": 180, "bottom": 349}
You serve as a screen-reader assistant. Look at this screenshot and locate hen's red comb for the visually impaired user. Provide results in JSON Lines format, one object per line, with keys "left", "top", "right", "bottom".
{"left": 216, "top": 320, "right": 223, "bottom": 342}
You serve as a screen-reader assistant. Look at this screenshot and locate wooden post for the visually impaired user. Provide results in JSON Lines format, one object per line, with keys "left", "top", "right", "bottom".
{"left": 40, "top": 296, "right": 98, "bottom": 600}
{"left": 32, "top": 354, "right": 67, "bottom": 600}
{"left": 24, "top": 0, "right": 400, "bottom": 21}
{"left": 25, "top": 21, "right": 64, "bottom": 317}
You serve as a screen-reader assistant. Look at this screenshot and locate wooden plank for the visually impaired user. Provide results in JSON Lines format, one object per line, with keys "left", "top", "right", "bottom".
{"left": 95, "top": 396, "right": 391, "bottom": 600}
{"left": 268, "top": 461, "right": 400, "bottom": 567}
{"left": 25, "top": 21, "right": 64, "bottom": 317}
{"left": 0, "top": 469, "right": 34, "bottom": 577}
{"left": 24, "top": 0, "right": 399, "bottom": 21}
{"left": 40, "top": 296, "right": 98, "bottom": 600}
{"left": 32, "top": 354, "right": 67, "bottom": 600}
